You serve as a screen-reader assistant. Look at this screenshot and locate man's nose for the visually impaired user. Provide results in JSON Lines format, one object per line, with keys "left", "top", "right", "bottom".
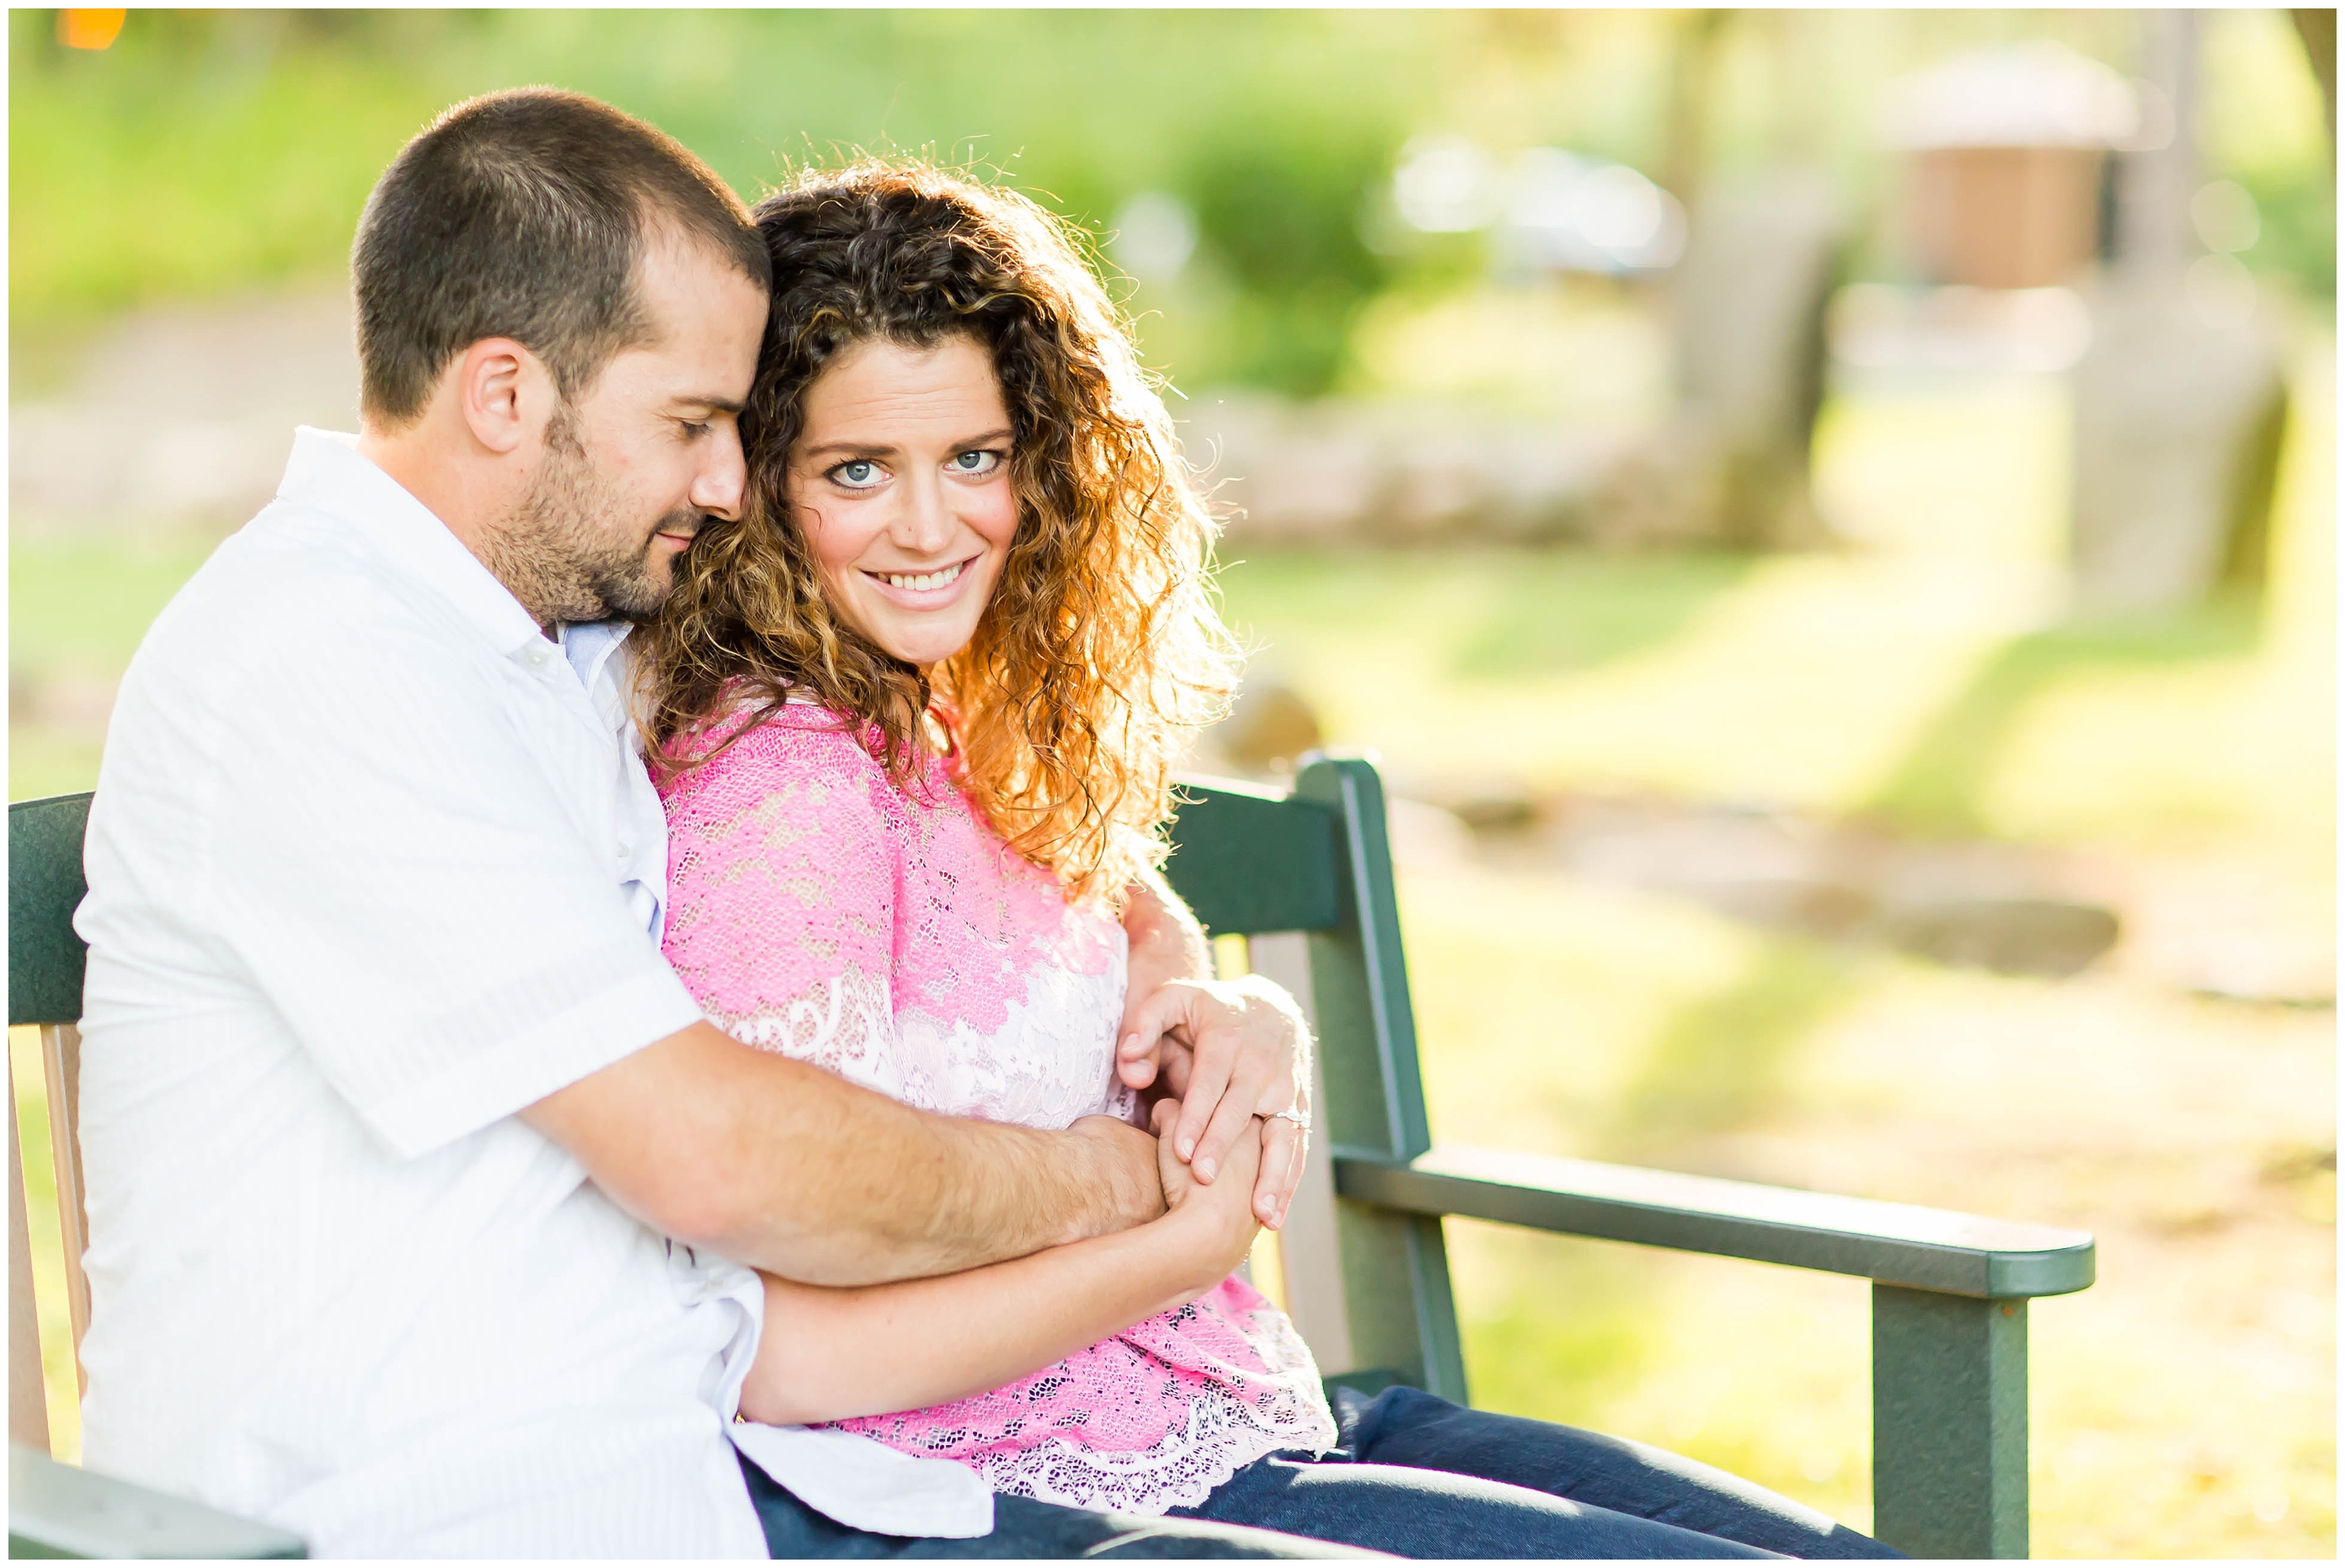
{"left": 691, "top": 424, "right": 749, "bottom": 523}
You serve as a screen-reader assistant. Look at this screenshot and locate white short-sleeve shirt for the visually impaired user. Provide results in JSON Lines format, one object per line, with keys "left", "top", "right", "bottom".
{"left": 73, "top": 429, "right": 767, "bottom": 1557}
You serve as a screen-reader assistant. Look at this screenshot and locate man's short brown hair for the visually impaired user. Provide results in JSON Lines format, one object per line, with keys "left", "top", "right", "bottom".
{"left": 352, "top": 88, "right": 771, "bottom": 426}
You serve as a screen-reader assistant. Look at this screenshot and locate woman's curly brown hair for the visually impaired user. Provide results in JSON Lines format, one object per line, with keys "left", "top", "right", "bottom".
{"left": 634, "top": 159, "right": 1237, "bottom": 903}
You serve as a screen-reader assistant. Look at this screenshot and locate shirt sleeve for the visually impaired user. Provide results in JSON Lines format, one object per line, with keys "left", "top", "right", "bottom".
{"left": 657, "top": 716, "right": 899, "bottom": 1086}
{"left": 200, "top": 617, "right": 705, "bottom": 1160}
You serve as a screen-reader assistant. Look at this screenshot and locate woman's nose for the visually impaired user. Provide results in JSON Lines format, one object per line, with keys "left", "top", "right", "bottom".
{"left": 893, "top": 470, "right": 955, "bottom": 555}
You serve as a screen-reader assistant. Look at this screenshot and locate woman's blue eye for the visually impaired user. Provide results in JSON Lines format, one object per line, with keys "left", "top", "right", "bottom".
{"left": 835, "top": 460, "right": 883, "bottom": 488}
{"left": 951, "top": 451, "right": 1002, "bottom": 475}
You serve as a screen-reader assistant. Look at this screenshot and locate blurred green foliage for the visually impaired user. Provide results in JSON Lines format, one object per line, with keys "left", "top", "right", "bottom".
{"left": 12, "top": 8, "right": 2332, "bottom": 398}
{"left": 2200, "top": 8, "right": 2337, "bottom": 301}
{"left": 2231, "top": 164, "right": 2337, "bottom": 305}
{"left": 8, "top": 8, "right": 1448, "bottom": 395}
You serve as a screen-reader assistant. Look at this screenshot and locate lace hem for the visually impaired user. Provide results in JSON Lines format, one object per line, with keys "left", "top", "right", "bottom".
{"left": 834, "top": 1287, "right": 1338, "bottom": 1517}
{"left": 969, "top": 1388, "right": 1329, "bottom": 1515}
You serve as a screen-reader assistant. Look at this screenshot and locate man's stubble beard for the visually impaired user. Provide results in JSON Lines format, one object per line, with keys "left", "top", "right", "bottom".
{"left": 481, "top": 404, "right": 700, "bottom": 627}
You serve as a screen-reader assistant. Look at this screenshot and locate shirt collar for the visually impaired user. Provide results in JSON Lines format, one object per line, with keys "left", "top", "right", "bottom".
{"left": 559, "top": 619, "right": 635, "bottom": 696}
{"left": 276, "top": 427, "right": 545, "bottom": 658}
{"left": 560, "top": 618, "right": 642, "bottom": 717}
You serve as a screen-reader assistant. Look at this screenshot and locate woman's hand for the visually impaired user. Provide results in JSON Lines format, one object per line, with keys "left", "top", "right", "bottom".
{"left": 744, "top": 1106, "right": 1265, "bottom": 1427}
{"left": 1150, "top": 1099, "right": 1265, "bottom": 1291}
{"left": 1119, "top": 975, "right": 1311, "bottom": 1229}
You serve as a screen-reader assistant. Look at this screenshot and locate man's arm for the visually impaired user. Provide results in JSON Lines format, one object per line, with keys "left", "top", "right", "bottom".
{"left": 742, "top": 1102, "right": 1264, "bottom": 1426}
{"left": 523, "top": 1019, "right": 1165, "bottom": 1286}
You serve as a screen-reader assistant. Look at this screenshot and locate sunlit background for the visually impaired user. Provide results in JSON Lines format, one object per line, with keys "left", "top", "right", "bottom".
{"left": 9, "top": 9, "right": 2335, "bottom": 1557}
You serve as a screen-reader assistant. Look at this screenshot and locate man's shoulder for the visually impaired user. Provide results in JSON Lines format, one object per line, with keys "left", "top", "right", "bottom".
{"left": 132, "top": 501, "right": 498, "bottom": 696}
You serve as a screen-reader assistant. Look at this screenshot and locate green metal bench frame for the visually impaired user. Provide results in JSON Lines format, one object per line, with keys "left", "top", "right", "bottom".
{"left": 12, "top": 760, "right": 2093, "bottom": 1557}
{"left": 1157, "top": 756, "right": 2093, "bottom": 1560}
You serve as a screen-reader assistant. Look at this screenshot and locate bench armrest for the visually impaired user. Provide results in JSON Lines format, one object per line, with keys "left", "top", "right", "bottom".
{"left": 9, "top": 1446, "right": 306, "bottom": 1559}
{"left": 1333, "top": 1144, "right": 2095, "bottom": 1299}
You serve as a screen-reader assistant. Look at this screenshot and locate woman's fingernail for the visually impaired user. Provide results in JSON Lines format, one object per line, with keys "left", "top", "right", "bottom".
{"left": 1178, "top": 1137, "right": 1194, "bottom": 1160}
{"left": 1196, "top": 1156, "right": 1216, "bottom": 1181}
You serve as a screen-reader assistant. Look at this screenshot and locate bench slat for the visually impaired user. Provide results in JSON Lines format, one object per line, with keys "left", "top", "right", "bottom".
{"left": 1164, "top": 776, "right": 1342, "bottom": 937}
{"left": 8, "top": 1446, "right": 306, "bottom": 1560}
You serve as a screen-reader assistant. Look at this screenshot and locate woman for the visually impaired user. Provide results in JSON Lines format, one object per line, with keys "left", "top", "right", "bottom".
{"left": 637, "top": 160, "right": 1895, "bottom": 1560}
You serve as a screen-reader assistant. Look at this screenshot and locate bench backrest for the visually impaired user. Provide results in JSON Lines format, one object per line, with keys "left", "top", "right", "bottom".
{"left": 4, "top": 755, "right": 1464, "bottom": 1459}
{"left": 1161, "top": 758, "right": 1464, "bottom": 1399}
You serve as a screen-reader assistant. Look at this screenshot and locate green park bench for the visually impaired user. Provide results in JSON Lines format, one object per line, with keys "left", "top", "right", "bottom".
{"left": 9, "top": 760, "right": 2094, "bottom": 1557}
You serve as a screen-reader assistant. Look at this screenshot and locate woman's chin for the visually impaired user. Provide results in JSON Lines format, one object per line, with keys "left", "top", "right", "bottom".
{"left": 870, "top": 621, "right": 977, "bottom": 669}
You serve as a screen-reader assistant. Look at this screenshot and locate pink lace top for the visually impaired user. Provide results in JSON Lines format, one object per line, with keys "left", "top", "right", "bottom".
{"left": 658, "top": 701, "right": 1335, "bottom": 1514}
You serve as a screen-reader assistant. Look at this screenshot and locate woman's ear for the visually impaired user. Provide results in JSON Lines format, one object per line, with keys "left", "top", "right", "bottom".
{"left": 451, "top": 337, "right": 558, "bottom": 456}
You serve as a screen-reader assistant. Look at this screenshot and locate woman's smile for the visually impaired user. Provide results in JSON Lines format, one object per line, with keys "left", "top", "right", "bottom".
{"left": 863, "top": 555, "right": 975, "bottom": 603}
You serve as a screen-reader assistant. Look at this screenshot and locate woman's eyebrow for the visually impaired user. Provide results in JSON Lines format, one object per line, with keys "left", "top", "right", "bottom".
{"left": 800, "top": 428, "right": 1012, "bottom": 459}
{"left": 800, "top": 438, "right": 899, "bottom": 460}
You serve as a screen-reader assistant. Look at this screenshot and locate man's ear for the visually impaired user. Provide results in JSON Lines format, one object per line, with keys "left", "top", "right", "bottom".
{"left": 451, "top": 337, "right": 558, "bottom": 456}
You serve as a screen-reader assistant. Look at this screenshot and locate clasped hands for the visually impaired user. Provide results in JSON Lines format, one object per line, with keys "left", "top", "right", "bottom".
{"left": 1115, "top": 974, "right": 1312, "bottom": 1231}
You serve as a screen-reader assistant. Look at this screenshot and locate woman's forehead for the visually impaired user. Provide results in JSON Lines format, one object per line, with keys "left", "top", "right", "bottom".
{"left": 800, "top": 336, "right": 1007, "bottom": 437}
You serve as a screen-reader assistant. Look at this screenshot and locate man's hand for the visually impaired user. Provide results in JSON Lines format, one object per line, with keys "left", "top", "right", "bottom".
{"left": 1117, "top": 975, "right": 1310, "bottom": 1229}
{"left": 1066, "top": 1112, "right": 1169, "bottom": 1241}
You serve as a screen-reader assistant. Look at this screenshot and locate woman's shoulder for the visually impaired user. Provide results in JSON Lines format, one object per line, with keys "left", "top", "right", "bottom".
{"left": 657, "top": 696, "right": 897, "bottom": 813}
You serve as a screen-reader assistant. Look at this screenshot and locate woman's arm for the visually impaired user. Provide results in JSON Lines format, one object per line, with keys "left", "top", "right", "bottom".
{"left": 1118, "top": 868, "right": 1311, "bottom": 1227}
{"left": 740, "top": 1103, "right": 1264, "bottom": 1426}
{"left": 1121, "top": 864, "right": 1212, "bottom": 1008}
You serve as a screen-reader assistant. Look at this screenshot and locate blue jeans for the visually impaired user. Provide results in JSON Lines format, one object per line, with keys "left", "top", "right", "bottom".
{"left": 742, "top": 1386, "right": 1901, "bottom": 1559}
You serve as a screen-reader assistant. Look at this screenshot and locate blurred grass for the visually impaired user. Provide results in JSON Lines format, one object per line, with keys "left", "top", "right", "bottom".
{"left": 1865, "top": 598, "right": 2264, "bottom": 840}
{"left": 8, "top": 534, "right": 225, "bottom": 683}
{"left": 1395, "top": 860, "right": 2332, "bottom": 1556}
{"left": 9, "top": 533, "right": 221, "bottom": 801}
{"left": 1221, "top": 548, "right": 1754, "bottom": 686}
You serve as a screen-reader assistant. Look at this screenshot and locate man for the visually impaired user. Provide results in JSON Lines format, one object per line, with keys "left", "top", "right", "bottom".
{"left": 73, "top": 88, "right": 1322, "bottom": 1559}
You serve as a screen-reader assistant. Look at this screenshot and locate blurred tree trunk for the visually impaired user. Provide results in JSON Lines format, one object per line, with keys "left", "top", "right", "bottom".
{"left": 2070, "top": 8, "right": 2289, "bottom": 613}
{"left": 2289, "top": 9, "right": 2335, "bottom": 144}
{"left": 1639, "top": 12, "right": 1843, "bottom": 552}
{"left": 2113, "top": 7, "right": 2200, "bottom": 285}
{"left": 1669, "top": 170, "right": 1844, "bottom": 551}
{"left": 1659, "top": 9, "right": 1726, "bottom": 202}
